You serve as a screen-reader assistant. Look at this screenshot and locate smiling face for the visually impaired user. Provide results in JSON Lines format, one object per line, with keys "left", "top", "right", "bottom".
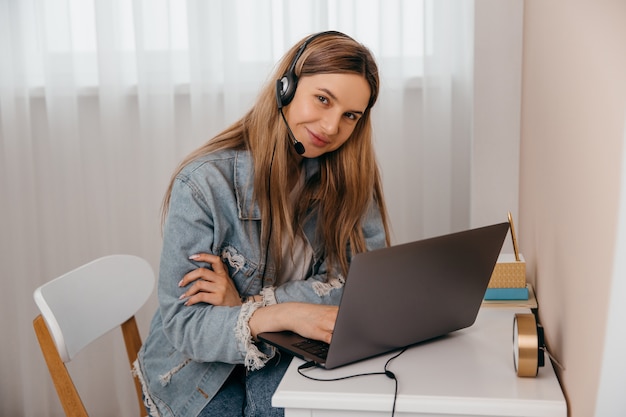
{"left": 284, "top": 73, "right": 371, "bottom": 158}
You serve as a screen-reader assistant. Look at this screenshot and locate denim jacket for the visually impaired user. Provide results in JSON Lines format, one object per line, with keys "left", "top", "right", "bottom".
{"left": 134, "top": 148, "right": 387, "bottom": 417}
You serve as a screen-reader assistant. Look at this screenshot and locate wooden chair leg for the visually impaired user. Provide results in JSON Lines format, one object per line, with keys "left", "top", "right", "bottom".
{"left": 121, "top": 316, "right": 146, "bottom": 417}
{"left": 33, "top": 315, "right": 89, "bottom": 417}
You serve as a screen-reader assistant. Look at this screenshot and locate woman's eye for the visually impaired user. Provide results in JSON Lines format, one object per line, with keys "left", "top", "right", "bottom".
{"left": 317, "top": 95, "right": 329, "bottom": 104}
{"left": 345, "top": 112, "right": 357, "bottom": 121}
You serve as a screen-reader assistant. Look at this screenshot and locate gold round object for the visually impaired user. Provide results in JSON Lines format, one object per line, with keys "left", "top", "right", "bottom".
{"left": 512, "top": 313, "right": 540, "bottom": 377}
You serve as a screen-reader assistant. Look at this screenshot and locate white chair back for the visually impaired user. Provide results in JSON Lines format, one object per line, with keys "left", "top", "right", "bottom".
{"left": 33, "top": 254, "right": 154, "bottom": 362}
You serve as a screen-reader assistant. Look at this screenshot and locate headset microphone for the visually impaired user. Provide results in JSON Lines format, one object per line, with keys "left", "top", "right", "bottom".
{"left": 288, "top": 122, "right": 306, "bottom": 155}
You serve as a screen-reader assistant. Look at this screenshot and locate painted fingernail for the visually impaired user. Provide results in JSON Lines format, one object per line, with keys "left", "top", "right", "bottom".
{"left": 178, "top": 279, "right": 184, "bottom": 287}
{"left": 188, "top": 254, "right": 200, "bottom": 260}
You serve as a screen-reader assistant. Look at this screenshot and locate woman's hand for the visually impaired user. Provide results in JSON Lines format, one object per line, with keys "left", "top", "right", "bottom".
{"left": 178, "top": 253, "right": 241, "bottom": 307}
{"left": 249, "top": 302, "right": 339, "bottom": 344}
{"left": 289, "top": 303, "right": 338, "bottom": 344}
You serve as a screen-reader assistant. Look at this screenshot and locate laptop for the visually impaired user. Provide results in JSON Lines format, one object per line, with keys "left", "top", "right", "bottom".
{"left": 258, "top": 222, "right": 509, "bottom": 369}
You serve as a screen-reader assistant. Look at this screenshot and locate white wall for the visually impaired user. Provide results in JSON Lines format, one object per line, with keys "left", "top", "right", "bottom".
{"left": 594, "top": 113, "right": 626, "bottom": 416}
{"left": 520, "top": 0, "right": 626, "bottom": 415}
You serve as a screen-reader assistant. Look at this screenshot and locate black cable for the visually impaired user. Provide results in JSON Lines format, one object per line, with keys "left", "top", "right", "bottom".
{"left": 260, "top": 140, "right": 277, "bottom": 289}
{"left": 296, "top": 347, "right": 408, "bottom": 417}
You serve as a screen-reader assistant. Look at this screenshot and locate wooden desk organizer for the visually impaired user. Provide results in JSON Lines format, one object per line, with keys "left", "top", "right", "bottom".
{"left": 488, "top": 253, "right": 526, "bottom": 288}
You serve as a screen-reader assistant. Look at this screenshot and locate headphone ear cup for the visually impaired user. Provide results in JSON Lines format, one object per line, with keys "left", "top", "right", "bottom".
{"left": 277, "top": 71, "right": 298, "bottom": 108}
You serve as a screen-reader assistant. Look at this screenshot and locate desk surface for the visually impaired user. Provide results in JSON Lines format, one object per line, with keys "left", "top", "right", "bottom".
{"left": 273, "top": 307, "right": 567, "bottom": 417}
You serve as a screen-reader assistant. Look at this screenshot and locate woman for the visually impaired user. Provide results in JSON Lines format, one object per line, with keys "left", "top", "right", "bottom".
{"left": 134, "top": 30, "right": 391, "bottom": 417}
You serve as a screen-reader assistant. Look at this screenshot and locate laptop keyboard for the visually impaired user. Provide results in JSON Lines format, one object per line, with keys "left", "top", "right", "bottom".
{"left": 293, "top": 339, "right": 329, "bottom": 360}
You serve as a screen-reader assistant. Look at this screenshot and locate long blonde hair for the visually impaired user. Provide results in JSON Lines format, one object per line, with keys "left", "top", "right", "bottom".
{"left": 162, "top": 31, "right": 390, "bottom": 277}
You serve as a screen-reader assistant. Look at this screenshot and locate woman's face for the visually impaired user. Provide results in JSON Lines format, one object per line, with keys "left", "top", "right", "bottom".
{"left": 284, "top": 73, "right": 371, "bottom": 158}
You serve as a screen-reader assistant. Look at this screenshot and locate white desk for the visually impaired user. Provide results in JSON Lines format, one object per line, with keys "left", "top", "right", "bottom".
{"left": 272, "top": 308, "right": 567, "bottom": 417}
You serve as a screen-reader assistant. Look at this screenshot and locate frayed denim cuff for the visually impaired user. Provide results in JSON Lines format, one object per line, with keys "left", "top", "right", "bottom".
{"left": 260, "top": 286, "right": 278, "bottom": 305}
{"left": 235, "top": 299, "right": 273, "bottom": 370}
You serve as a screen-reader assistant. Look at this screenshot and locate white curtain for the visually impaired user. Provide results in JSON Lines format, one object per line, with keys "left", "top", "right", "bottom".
{"left": 0, "top": 0, "right": 473, "bottom": 415}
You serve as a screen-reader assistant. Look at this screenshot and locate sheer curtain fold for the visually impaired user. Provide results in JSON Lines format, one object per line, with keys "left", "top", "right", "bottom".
{"left": 0, "top": 1, "right": 473, "bottom": 415}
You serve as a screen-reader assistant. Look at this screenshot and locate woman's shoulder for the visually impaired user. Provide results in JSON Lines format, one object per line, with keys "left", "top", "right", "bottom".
{"left": 178, "top": 148, "right": 251, "bottom": 179}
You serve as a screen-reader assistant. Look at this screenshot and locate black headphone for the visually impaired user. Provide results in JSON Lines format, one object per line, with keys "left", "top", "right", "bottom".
{"left": 275, "top": 30, "right": 349, "bottom": 109}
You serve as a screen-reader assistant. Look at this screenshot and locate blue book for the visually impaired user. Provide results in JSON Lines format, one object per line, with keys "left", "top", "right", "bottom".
{"left": 484, "top": 286, "right": 529, "bottom": 300}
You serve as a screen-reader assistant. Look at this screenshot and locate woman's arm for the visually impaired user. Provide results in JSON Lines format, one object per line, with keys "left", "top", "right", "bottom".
{"left": 158, "top": 175, "right": 258, "bottom": 365}
{"left": 179, "top": 253, "right": 339, "bottom": 344}
{"left": 248, "top": 302, "right": 338, "bottom": 344}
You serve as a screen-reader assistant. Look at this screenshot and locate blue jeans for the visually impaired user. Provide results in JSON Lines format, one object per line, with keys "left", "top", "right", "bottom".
{"left": 198, "top": 354, "right": 293, "bottom": 417}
